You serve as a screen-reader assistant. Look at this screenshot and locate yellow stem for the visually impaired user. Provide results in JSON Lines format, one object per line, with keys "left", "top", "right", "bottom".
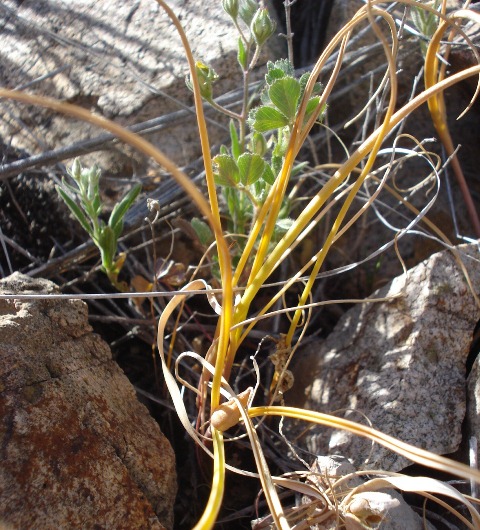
{"left": 192, "top": 429, "right": 225, "bottom": 530}
{"left": 424, "top": 7, "right": 480, "bottom": 237}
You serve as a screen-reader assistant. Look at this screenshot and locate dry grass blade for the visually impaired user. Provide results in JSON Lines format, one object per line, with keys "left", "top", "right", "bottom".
{"left": 249, "top": 406, "right": 480, "bottom": 486}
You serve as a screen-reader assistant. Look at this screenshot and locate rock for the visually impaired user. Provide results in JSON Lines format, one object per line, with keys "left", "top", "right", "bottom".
{"left": 0, "top": 273, "right": 176, "bottom": 529}
{"left": 253, "top": 456, "right": 430, "bottom": 529}
{"left": 289, "top": 244, "right": 480, "bottom": 472}
{"left": 303, "top": 456, "right": 430, "bottom": 530}
{"left": 0, "top": 0, "right": 282, "bottom": 173}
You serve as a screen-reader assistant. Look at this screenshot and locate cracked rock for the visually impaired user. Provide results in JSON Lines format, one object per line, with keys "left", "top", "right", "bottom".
{"left": 0, "top": 273, "right": 176, "bottom": 529}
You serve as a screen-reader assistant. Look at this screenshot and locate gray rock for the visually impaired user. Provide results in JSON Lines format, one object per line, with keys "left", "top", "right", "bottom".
{"left": 290, "top": 244, "right": 480, "bottom": 472}
{"left": 253, "top": 456, "right": 432, "bottom": 529}
{"left": 304, "top": 456, "right": 431, "bottom": 530}
{"left": 0, "top": 0, "right": 281, "bottom": 173}
{"left": 0, "top": 273, "right": 176, "bottom": 529}
{"left": 467, "top": 340, "right": 480, "bottom": 487}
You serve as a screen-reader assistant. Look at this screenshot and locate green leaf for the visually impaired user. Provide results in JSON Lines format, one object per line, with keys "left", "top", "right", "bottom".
{"left": 224, "top": 187, "right": 239, "bottom": 223}
{"left": 237, "top": 37, "right": 247, "bottom": 70}
{"left": 219, "top": 144, "right": 229, "bottom": 156}
{"left": 273, "top": 127, "right": 289, "bottom": 157}
{"left": 108, "top": 182, "right": 142, "bottom": 231}
{"left": 269, "top": 77, "right": 301, "bottom": 121}
{"left": 278, "top": 197, "right": 291, "bottom": 219}
{"left": 61, "top": 179, "right": 82, "bottom": 198}
{"left": 92, "top": 194, "right": 102, "bottom": 217}
{"left": 250, "top": 106, "right": 289, "bottom": 132}
{"left": 237, "top": 153, "right": 265, "bottom": 185}
{"left": 271, "top": 154, "right": 283, "bottom": 176}
{"left": 191, "top": 217, "right": 214, "bottom": 247}
{"left": 56, "top": 185, "right": 93, "bottom": 237}
{"left": 238, "top": 0, "right": 257, "bottom": 26}
{"left": 304, "top": 96, "right": 324, "bottom": 123}
{"left": 275, "top": 217, "right": 294, "bottom": 234}
{"left": 112, "top": 219, "right": 124, "bottom": 240}
{"left": 265, "top": 59, "right": 294, "bottom": 85}
{"left": 213, "top": 154, "right": 239, "bottom": 187}
{"left": 262, "top": 163, "right": 275, "bottom": 185}
{"left": 290, "top": 161, "right": 309, "bottom": 178}
{"left": 252, "top": 178, "right": 266, "bottom": 201}
{"left": 98, "top": 225, "right": 117, "bottom": 273}
{"left": 229, "top": 121, "right": 241, "bottom": 161}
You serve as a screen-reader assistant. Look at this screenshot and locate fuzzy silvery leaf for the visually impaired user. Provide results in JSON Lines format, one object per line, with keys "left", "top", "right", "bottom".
{"left": 265, "top": 59, "right": 294, "bottom": 85}
{"left": 275, "top": 217, "right": 294, "bottom": 234}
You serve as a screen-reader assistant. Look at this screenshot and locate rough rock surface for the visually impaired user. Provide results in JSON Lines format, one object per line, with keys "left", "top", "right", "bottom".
{"left": 290, "top": 244, "right": 480, "bottom": 472}
{"left": 302, "top": 456, "right": 430, "bottom": 530}
{"left": 0, "top": 0, "right": 281, "bottom": 173}
{"left": 0, "top": 273, "right": 176, "bottom": 529}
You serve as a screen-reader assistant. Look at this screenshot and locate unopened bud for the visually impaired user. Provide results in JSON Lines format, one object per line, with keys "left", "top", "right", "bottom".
{"left": 194, "top": 61, "right": 218, "bottom": 101}
{"left": 251, "top": 8, "right": 276, "bottom": 47}
{"left": 70, "top": 158, "right": 81, "bottom": 181}
{"left": 222, "top": 0, "right": 238, "bottom": 20}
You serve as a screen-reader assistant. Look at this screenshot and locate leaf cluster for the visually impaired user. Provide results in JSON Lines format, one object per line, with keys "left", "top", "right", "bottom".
{"left": 249, "top": 59, "right": 323, "bottom": 134}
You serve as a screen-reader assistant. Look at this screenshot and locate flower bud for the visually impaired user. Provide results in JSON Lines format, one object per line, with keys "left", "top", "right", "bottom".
{"left": 222, "top": 0, "right": 238, "bottom": 20}
{"left": 70, "top": 158, "right": 81, "bottom": 181}
{"left": 251, "top": 8, "right": 276, "bottom": 47}
{"left": 250, "top": 132, "right": 267, "bottom": 156}
{"left": 193, "top": 61, "right": 218, "bottom": 101}
{"left": 239, "top": 0, "right": 257, "bottom": 26}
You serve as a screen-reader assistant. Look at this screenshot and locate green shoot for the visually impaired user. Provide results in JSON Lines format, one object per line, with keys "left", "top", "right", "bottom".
{"left": 55, "top": 158, "right": 141, "bottom": 290}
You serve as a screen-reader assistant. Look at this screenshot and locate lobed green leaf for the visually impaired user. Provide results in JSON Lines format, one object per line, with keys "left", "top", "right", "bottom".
{"left": 261, "top": 163, "right": 275, "bottom": 185}
{"left": 269, "top": 77, "right": 301, "bottom": 121}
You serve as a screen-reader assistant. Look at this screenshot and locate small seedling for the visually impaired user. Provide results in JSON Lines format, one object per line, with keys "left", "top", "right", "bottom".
{"left": 56, "top": 158, "right": 141, "bottom": 290}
